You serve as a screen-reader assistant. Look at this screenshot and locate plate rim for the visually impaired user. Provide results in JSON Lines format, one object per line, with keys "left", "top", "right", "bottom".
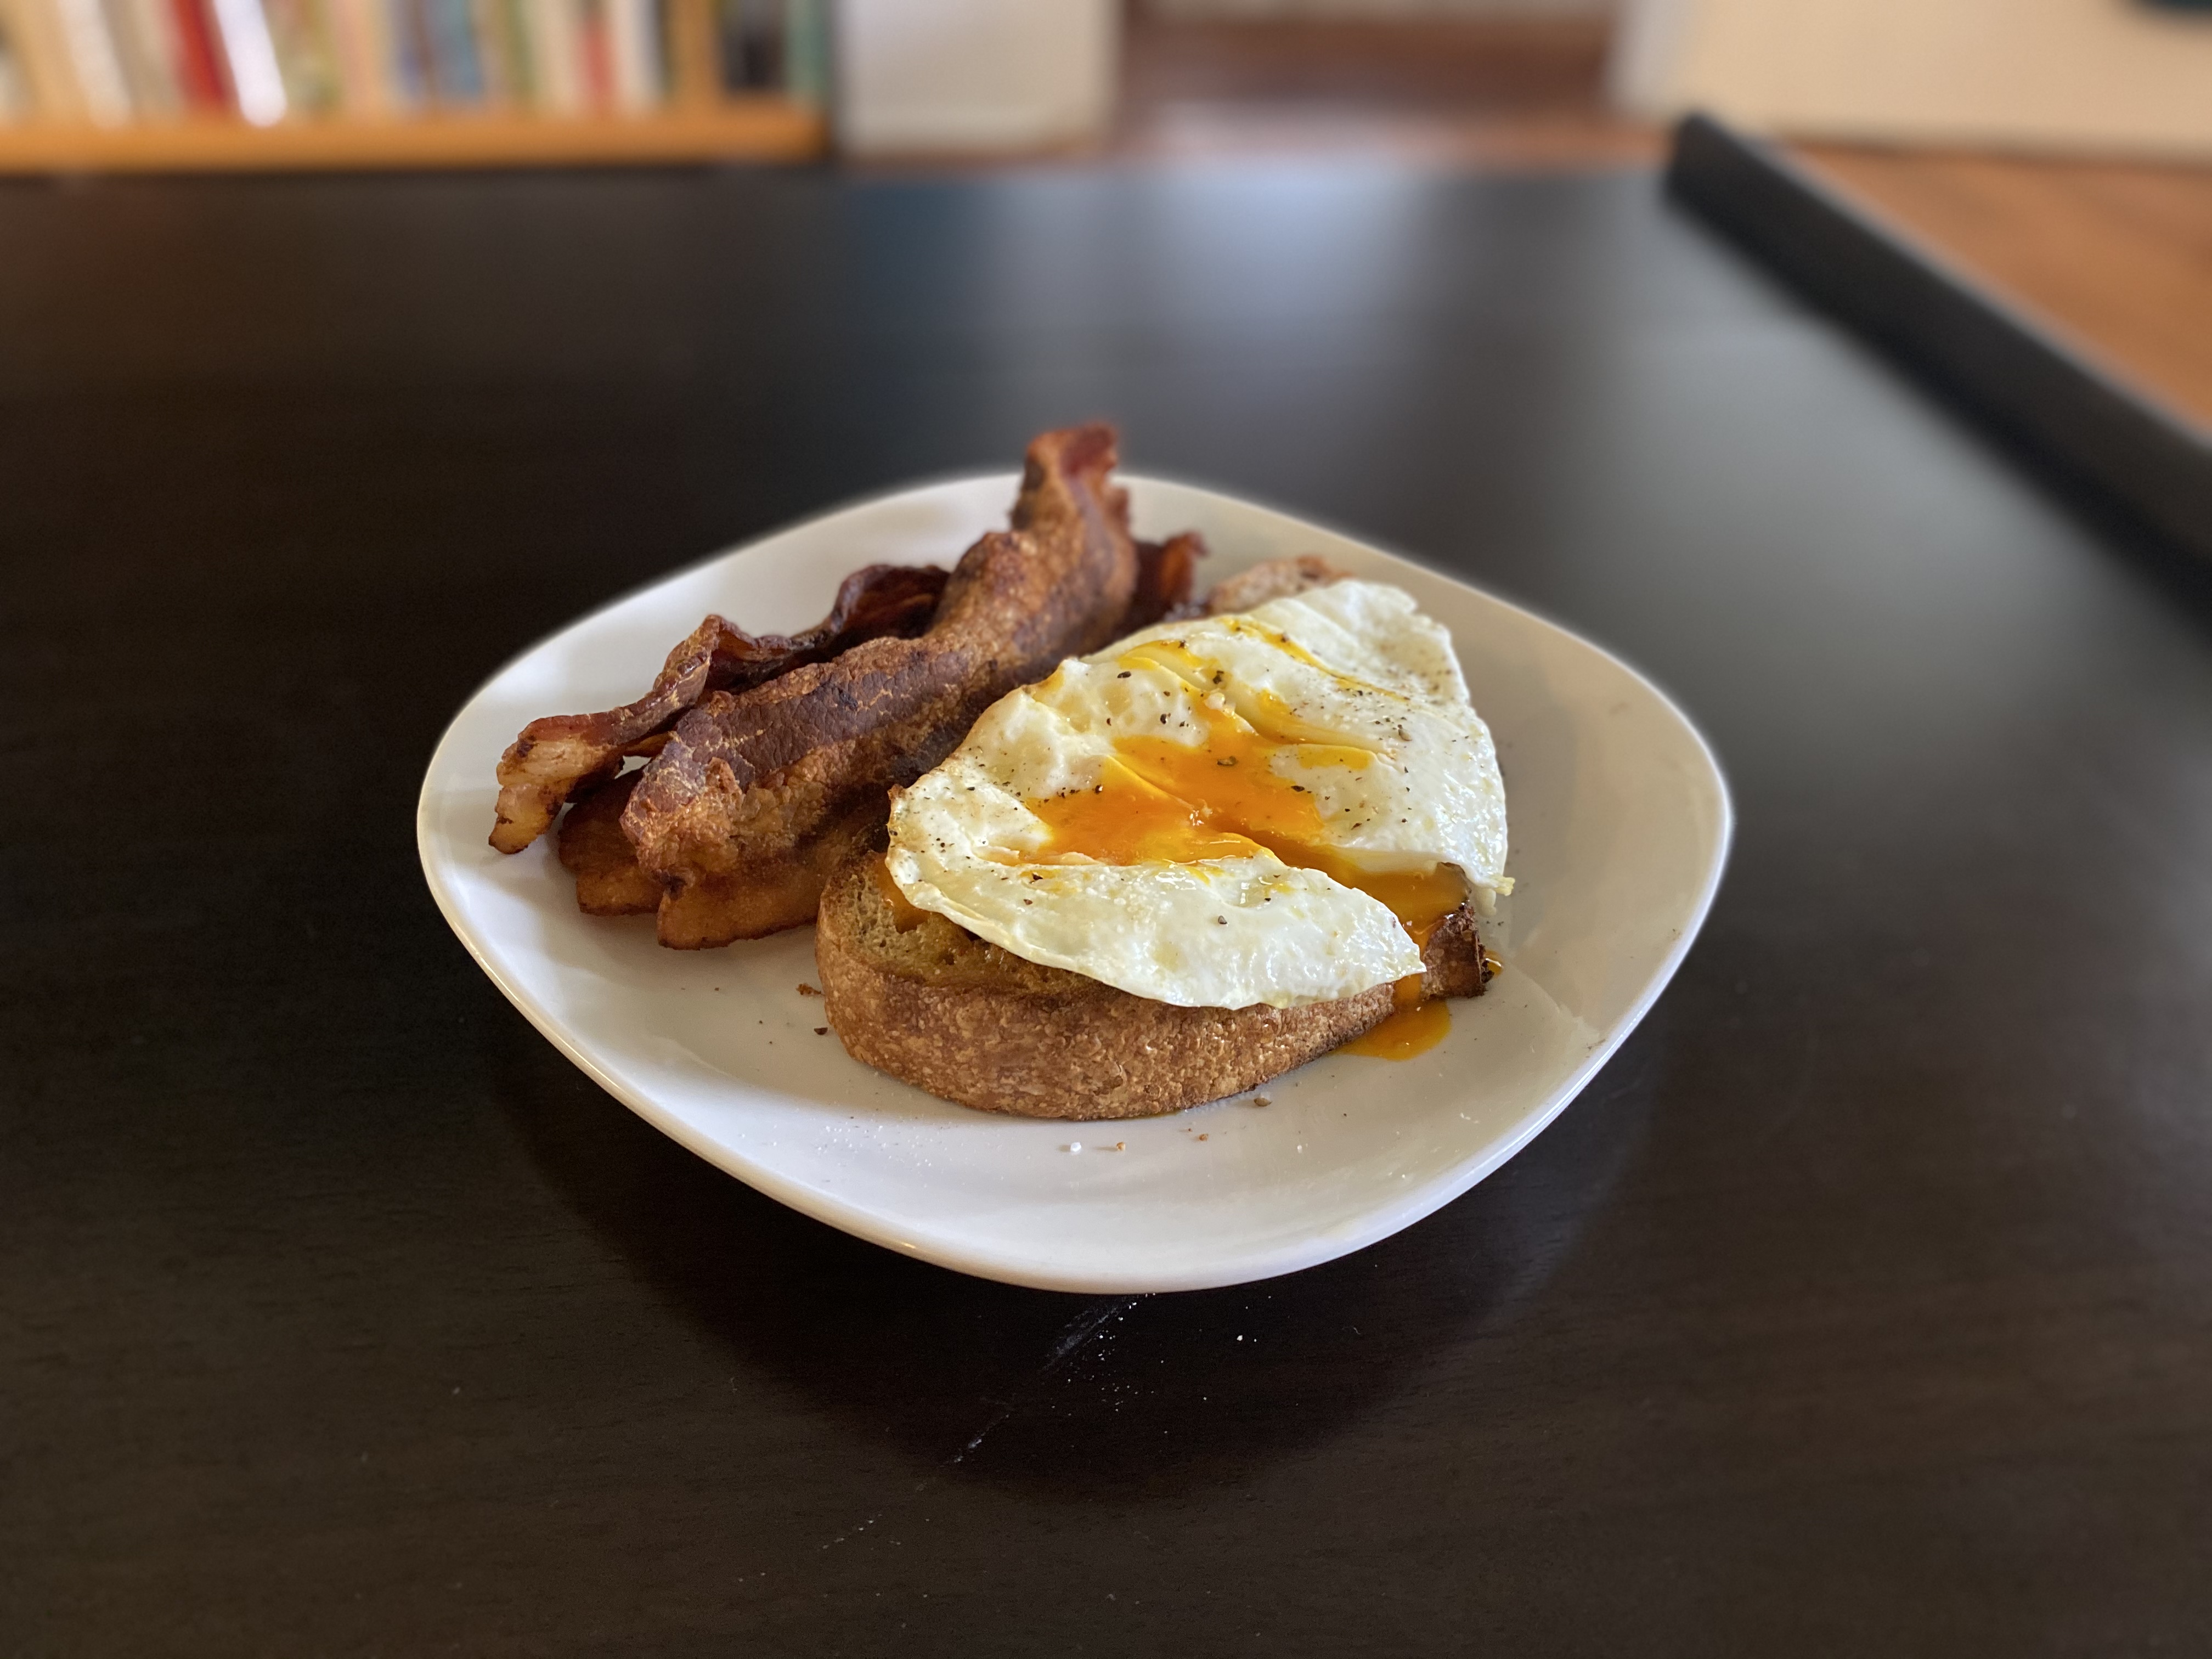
{"left": 417, "top": 471, "right": 1734, "bottom": 1293}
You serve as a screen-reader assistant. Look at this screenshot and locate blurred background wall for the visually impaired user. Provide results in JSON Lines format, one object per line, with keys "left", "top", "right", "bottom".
{"left": 836, "top": 0, "right": 1119, "bottom": 154}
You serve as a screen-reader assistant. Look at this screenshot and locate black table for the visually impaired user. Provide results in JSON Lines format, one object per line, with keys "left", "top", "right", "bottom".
{"left": 6, "top": 160, "right": 2210, "bottom": 1656}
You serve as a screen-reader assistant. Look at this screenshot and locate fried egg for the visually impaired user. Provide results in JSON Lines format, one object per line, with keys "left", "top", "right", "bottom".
{"left": 884, "top": 578, "right": 1509, "bottom": 1009}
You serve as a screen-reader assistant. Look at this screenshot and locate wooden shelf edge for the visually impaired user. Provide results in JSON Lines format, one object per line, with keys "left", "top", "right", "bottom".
{"left": 0, "top": 101, "right": 827, "bottom": 172}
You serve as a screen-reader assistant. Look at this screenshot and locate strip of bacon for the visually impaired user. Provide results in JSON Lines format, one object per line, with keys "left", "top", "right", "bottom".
{"left": 555, "top": 517, "right": 1204, "bottom": 928}
{"left": 555, "top": 771, "right": 661, "bottom": 915}
{"left": 1125, "top": 531, "right": 1208, "bottom": 631}
{"left": 488, "top": 563, "right": 946, "bottom": 854}
{"left": 622, "top": 424, "right": 1144, "bottom": 948}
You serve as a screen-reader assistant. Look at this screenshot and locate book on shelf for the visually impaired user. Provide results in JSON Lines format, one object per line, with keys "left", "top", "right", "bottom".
{"left": 606, "top": 0, "right": 658, "bottom": 112}
{"left": 0, "top": 0, "right": 80, "bottom": 120}
{"left": 0, "top": 28, "right": 20, "bottom": 117}
{"left": 111, "top": 0, "right": 184, "bottom": 116}
{"left": 167, "top": 0, "right": 231, "bottom": 109}
{"left": 0, "top": 0, "right": 823, "bottom": 127}
{"left": 210, "top": 0, "right": 283, "bottom": 121}
{"left": 524, "top": 0, "right": 581, "bottom": 112}
{"left": 264, "top": 0, "right": 339, "bottom": 111}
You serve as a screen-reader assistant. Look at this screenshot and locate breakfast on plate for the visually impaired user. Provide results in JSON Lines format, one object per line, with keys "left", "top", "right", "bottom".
{"left": 491, "top": 425, "right": 1508, "bottom": 1119}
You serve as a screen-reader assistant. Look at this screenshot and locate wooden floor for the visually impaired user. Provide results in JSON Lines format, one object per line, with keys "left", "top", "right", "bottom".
{"left": 1115, "top": 14, "right": 1657, "bottom": 169}
{"left": 1798, "top": 145, "right": 2212, "bottom": 430}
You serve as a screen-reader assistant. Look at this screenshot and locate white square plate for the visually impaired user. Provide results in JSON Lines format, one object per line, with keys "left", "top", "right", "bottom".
{"left": 418, "top": 475, "right": 1730, "bottom": 1293}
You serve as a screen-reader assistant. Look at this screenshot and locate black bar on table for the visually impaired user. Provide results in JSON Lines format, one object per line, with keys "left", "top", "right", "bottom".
{"left": 1664, "top": 111, "right": 2212, "bottom": 565}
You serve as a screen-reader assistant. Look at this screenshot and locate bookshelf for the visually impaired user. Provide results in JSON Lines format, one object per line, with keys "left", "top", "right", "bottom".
{"left": 0, "top": 0, "right": 830, "bottom": 172}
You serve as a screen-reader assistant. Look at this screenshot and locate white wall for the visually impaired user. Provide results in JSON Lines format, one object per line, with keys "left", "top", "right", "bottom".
{"left": 836, "top": 0, "right": 1120, "bottom": 156}
{"left": 1613, "top": 0, "right": 2212, "bottom": 160}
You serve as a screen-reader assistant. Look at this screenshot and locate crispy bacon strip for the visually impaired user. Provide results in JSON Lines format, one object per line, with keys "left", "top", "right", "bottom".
{"left": 556, "top": 516, "right": 1206, "bottom": 927}
{"left": 1125, "top": 531, "right": 1207, "bottom": 631}
{"left": 488, "top": 563, "right": 946, "bottom": 854}
{"left": 622, "top": 424, "right": 1142, "bottom": 948}
{"left": 556, "top": 772, "right": 662, "bottom": 915}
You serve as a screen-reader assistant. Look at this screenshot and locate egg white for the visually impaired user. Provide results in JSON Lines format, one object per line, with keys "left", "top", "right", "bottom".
{"left": 885, "top": 579, "right": 1509, "bottom": 1010}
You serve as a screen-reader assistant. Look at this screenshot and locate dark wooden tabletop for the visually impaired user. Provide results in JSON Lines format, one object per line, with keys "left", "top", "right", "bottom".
{"left": 5, "top": 160, "right": 2210, "bottom": 1657}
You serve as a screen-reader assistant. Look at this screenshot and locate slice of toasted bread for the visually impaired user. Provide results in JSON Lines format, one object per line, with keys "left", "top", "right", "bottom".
{"left": 1201, "top": 554, "right": 1345, "bottom": 616}
{"left": 815, "top": 854, "right": 1491, "bottom": 1120}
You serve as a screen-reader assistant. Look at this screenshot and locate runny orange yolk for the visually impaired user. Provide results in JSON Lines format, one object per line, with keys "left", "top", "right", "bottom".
{"left": 868, "top": 854, "right": 932, "bottom": 931}
{"left": 1019, "top": 635, "right": 1465, "bottom": 1058}
{"left": 1340, "top": 976, "right": 1452, "bottom": 1059}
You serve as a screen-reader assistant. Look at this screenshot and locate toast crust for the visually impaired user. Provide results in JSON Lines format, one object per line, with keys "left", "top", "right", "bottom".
{"left": 815, "top": 855, "right": 1490, "bottom": 1120}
